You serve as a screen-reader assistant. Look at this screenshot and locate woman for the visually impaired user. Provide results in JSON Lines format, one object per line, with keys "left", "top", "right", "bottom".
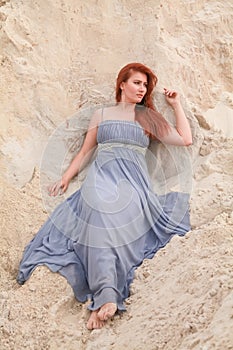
{"left": 17, "top": 63, "right": 192, "bottom": 330}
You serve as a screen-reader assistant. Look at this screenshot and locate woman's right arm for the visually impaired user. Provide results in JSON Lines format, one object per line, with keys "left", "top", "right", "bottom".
{"left": 48, "top": 110, "right": 101, "bottom": 196}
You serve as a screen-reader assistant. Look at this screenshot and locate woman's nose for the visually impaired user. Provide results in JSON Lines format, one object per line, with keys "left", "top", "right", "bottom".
{"left": 139, "top": 84, "right": 146, "bottom": 92}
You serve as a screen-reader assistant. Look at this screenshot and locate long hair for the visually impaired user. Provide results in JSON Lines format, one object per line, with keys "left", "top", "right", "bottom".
{"left": 115, "top": 62, "right": 170, "bottom": 139}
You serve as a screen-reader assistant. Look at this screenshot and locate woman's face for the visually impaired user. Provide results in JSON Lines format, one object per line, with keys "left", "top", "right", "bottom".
{"left": 120, "top": 71, "right": 147, "bottom": 104}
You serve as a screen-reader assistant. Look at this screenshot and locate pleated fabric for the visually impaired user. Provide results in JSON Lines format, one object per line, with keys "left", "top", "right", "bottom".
{"left": 17, "top": 120, "right": 190, "bottom": 311}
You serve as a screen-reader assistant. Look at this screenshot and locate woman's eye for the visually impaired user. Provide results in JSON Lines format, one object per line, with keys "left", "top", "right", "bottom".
{"left": 134, "top": 81, "right": 147, "bottom": 87}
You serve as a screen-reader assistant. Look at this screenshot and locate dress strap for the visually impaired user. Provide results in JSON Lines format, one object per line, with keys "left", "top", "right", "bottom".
{"left": 101, "top": 107, "right": 104, "bottom": 122}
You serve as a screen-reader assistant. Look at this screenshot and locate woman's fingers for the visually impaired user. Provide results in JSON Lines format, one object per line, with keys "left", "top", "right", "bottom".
{"left": 163, "top": 88, "right": 177, "bottom": 98}
{"left": 48, "top": 180, "right": 63, "bottom": 197}
{"left": 47, "top": 178, "right": 70, "bottom": 196}
{"left": 164, "top": 88, "right": 180, "bottom": 106}
{"left": 59, "top": 183, "right": 67, "bottom": 195}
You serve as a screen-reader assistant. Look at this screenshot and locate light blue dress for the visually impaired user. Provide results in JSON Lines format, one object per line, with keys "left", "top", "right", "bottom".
{"left": 17, "top": 120, "right": 190, "bottom": 311}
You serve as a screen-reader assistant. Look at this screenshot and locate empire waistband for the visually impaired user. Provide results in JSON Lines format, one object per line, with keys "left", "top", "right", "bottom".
{"left": 98, "top": 142, "right": 147, "bottom": 155}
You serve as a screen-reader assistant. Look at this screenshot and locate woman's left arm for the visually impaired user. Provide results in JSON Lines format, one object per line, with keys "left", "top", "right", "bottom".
{"left": 159, "top": 88, "right": 193, "bottom": 146}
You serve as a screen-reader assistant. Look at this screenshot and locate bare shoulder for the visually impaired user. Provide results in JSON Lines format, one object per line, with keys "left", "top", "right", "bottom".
{"left": 88, "top": 108, "right": 103, "bottom": 129}
{"left": 90, "top": 105, "right": 118, "bottom": 127}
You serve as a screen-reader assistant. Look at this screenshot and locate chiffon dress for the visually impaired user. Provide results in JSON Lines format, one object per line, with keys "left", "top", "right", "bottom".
{"left": 17, "top": 120, "right": 190, "bottom": 311}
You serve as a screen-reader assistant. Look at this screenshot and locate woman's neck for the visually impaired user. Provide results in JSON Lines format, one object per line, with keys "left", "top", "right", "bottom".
{"left": 117, "top": 102, "right": 136, "bottom": 112}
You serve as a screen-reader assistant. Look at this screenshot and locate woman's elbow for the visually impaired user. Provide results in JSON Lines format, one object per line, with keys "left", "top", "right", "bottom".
{"left": 183, "top": 137, "right": 193, "bottom": 146}
{"left": 176, "top": 129, "right": 193, "bottom": 146}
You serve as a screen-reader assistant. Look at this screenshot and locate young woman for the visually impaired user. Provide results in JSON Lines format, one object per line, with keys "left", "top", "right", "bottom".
{"left": 17, "top": 63, "right": 192, "bottom": 330}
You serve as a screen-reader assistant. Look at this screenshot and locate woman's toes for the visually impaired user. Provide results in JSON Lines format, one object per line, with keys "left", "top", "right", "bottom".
{"left": 97, "top": 303, "right": 117, "bottom": 321}
{"left": 87, "top": 310, "right": 105, "bottom": 330}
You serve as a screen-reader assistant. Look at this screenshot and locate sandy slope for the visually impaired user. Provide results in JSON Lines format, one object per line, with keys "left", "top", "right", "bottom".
{"left": 0, "top": 132, "right": 232, "bottom": 350}
{"left": 0, "top": 0, "right": 233, "bottom": 349}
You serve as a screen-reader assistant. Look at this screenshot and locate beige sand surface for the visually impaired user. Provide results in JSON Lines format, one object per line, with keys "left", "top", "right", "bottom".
{"left": 0, "top": 1, "right": 232, "bottom": 349}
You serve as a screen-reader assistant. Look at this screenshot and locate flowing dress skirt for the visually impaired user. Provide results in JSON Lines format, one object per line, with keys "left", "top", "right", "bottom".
{"left": 17, "top": 121, "right": 190, "bottom": 311}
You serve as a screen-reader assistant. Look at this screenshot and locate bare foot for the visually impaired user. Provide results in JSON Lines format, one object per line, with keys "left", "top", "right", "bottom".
{"left": 86, "top": 310, "right": 105, "bottom": 330}
{"left": 97, "top": 303, "right": 117, "bottom": 321}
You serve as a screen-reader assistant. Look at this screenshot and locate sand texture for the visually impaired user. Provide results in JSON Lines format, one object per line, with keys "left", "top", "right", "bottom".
{"left": 0, "top": 1, "right": 232, "bottom": 349}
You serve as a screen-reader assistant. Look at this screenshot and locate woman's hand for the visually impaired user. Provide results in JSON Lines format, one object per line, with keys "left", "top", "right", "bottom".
{"left": 161, "top": 87, "right": 192, "bottom": 146}
{"left": 163, "top": 88, "right": 181, "bottom": 108}
{"left": 48, "top": 177, "right": 70, "bottom": 197}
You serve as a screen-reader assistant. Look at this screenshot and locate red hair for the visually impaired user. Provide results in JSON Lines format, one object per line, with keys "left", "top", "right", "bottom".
{"left": 115, "top": 62, "right": 170, "bottom": 139}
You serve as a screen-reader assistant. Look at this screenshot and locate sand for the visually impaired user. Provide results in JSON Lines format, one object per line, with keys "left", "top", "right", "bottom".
{"left": 0, "top": 0, "right": 232, "bottom": 349}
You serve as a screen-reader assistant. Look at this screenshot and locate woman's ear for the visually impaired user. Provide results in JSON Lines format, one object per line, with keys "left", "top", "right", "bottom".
{"left": 120, "top": 82, "right": 125, "bottom": 90}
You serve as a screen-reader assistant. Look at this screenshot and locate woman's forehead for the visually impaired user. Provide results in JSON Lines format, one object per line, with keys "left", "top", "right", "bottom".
{"left": 129, "top": 71, "right": 147, "bottom": 82}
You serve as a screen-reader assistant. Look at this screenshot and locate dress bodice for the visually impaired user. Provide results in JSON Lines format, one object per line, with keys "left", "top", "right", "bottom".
{"left": 97, "top": 120, "right": 149, "bottom": 148}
